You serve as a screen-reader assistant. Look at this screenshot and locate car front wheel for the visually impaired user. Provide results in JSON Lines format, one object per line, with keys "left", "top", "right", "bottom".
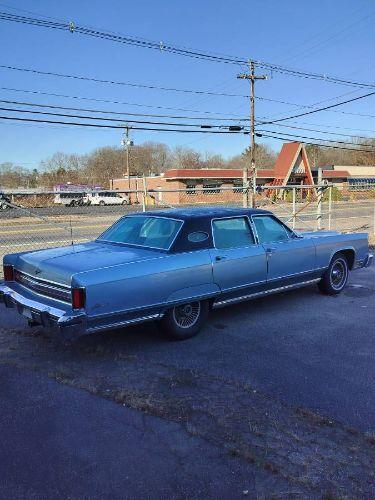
{"left": 318, "top": 253, "right": 348, "bottom": 295}
{"left": 160, "top": 300, "right": 209, "bottom": 340}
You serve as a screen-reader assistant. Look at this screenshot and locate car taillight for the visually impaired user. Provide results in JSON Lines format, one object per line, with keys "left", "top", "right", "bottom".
{"left": 3, "top": 264, "right": 14, "bottom": 281}
{"left": 72, "top": 288, "right": 85, "bottom": 309}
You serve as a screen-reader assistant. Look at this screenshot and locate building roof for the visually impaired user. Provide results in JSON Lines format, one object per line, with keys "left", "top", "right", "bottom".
{"left": 321, "top": 170, "right": 350, "bottom": 178}
{"left": 163, "top": 168, "right": 275, "bottom": 180}
{"left": 273, "top": 142, "right": 301, "bottom": 178}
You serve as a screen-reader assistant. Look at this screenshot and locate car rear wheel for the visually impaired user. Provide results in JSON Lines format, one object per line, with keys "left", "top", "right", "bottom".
{"left": 318, "top": 253, "right": 348, "bottom": 295}
{"left": 160, "top": 300, "right": 209, "bottom": 340}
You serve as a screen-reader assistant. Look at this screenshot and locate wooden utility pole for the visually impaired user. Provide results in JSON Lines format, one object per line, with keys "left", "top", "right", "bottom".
{"left": 237, "top": 61, "right": 267, "bottom": 208}
{"left": 125, "top": 126, "right": 131, "bottom": 189}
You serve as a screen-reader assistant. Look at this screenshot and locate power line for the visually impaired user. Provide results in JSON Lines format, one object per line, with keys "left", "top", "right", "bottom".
{"left": 263, "top": 122, "right": 375, "bottom": 141}
{"left": 0, "top": 64, "right": 249, "bottom": 98}
{"left": 258, "top": 132, "right": 375, "bottom": 153}
{"left": 0, "top": 104, "right": 248, "bottom": 129}
{"left": 257, "top": 92, "right": 375, "bottom": 120}
{"left": 259, "top": 91, "right": 375, "bottom": 124}
{"left": 257, "top": 129, "right": 375, "bottom": 148}
{"left": 3, "top": 65, "right": 375, "bottom": 124}
{"left": 283, "top": 119, "right": 375, "bottom": 135}
{"left": 0, "top": 11, "right": 247, "bottom": 66}
{"left": 0, "top": 86, "right": 247, "bottom": 118}
{"left": 3, "top": 9, "right": 375, "bottom": 90}
{"left": 0, "top": 114, "right": 249, "bottom": 133}
{"left": 0, "top": 98, "right": 248, "bottom": 122}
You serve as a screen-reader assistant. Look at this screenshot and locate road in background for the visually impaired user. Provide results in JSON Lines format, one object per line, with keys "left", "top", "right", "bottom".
{"left": 0, "top": 200, "right": 374, "bottom": 278}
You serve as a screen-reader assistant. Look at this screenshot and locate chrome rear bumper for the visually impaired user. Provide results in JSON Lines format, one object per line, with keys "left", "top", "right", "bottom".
{"left": 0, "top": 284, "right": 85, "bottom": 340}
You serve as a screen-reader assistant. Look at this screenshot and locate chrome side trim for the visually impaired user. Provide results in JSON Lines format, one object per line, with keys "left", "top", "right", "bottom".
{"left": 267, "top": 267, "right": 326, "bottom": 283}
{"left": 212, "top": 278, "right": 320, "bottom": 308}
{"left": 86, "top": 313, "right": 161, "bottom": 334}
{"left": 213, "top": 268, "right": 325, "bottom": 294}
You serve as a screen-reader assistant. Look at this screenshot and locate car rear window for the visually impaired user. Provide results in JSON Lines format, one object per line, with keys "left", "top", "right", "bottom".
{"left": 98, "top": 216, "right": 183, "bottom": 250}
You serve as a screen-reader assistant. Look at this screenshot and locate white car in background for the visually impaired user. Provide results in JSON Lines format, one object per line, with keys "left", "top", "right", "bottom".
{"left": 54, "top": 192, "right": 86, "bottom": 207}
{"left": 84, "top": 191, "right": 128, "bottom": 206}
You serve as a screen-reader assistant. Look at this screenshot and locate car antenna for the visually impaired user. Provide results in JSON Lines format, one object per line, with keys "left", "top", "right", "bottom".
{"left": 69, "top": 216, "right": 75, "bottom": 251}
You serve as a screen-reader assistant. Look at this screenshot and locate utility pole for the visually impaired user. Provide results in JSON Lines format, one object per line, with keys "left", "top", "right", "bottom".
{"left": 125, "top": 126, "right": 130, "bottom": 189}
{"left": 121, "top": 126, "right": 133, "bottom": 189}
{"left": 237, "top": 61, "right": 267, "bottom": 208}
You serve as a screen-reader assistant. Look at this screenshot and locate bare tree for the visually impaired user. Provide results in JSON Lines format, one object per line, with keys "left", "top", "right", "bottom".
{"left": 172, "top": 147, "right": 202, "bottom": 169}
{"left": 85, "top": 147, "right": 124, "bottom": 186}
{"left": 0, "top": 162, "right": 27, "bottom": 188}
{"left": 40, "top": 152, "right": 88, "bottom": 186}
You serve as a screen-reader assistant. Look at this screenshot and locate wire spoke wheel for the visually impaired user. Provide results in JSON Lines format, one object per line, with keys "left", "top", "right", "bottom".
{"left": 172, "top": 302, "right": 201, "bottom": 329}
{"left": 330, "top": 259, "right": 347, "bottom": 290}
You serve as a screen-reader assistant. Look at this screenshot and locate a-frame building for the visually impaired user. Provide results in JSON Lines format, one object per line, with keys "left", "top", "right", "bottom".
{"left": 266, "top": 142, "right": 314, "bottom": 189}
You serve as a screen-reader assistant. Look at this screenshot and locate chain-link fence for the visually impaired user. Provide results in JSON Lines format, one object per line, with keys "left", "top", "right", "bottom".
{"left": 1, "top": 185, "right": 374, "bottom": 278}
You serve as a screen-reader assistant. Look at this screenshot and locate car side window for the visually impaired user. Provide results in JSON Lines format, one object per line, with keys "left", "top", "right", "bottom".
{"left": 253, "top": 216, "right": 290, "bottom": 243}
{"left": 212, "top": 217, "right": 255, "bottom": 249}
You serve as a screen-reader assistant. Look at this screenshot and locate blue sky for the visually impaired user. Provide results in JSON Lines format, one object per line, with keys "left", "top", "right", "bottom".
{"left": 1, "top": 0, "right": 375, "bottom": 169}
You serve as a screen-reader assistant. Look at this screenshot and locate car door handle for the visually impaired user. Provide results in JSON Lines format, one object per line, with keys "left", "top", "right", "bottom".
{"left": 215, "top": 255, "right": 226, "bottom": 262}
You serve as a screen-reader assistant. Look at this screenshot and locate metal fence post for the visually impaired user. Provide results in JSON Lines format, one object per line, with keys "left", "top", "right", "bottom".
{"left": 316, "top": 168, "right": 322, "bottom": 230}
{"left": 242, "top": 170, "right": 248, "bottom": 208}
{"left": 142, "top": 175, "right": 147, "bottom": 212}
{"left": 292, "top": 187, "right": 296, "bottom": 229}
{"left": 328, "top": 186, "right": 332, "bottom": 230}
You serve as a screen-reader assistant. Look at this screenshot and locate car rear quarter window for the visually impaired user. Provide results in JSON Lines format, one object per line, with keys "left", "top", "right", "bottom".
{"left": 212, "top": 217, "right": 255, "bottom": 249}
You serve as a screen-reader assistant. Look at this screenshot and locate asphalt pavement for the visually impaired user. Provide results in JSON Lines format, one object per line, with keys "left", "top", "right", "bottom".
{"left": 0, "top": 265, "right": 374, "bottom": 497}
{"left": 0, "top": 365, "right": 261, "bottom": 500}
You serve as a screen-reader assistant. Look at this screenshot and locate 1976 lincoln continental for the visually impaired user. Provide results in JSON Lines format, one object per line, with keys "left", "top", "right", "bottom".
{"left": 0, "top": 207, "right": 373, "bottom": 340}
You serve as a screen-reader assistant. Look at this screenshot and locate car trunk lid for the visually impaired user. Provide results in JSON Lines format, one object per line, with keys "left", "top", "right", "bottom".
{"left": 14, "top": 241, "right": 163, "bottom": 285}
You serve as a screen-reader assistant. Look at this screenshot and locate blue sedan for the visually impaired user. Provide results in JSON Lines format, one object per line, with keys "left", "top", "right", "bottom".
{"left": 0, "top": 207, "right": 372, "bottom": 340}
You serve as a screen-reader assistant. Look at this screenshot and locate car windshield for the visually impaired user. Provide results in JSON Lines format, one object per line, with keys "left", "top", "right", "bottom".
{"left": 98, "top": 216, "right": 183, "bottom": 250}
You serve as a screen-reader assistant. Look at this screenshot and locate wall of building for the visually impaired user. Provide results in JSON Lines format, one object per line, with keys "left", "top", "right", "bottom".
{"left": 333, "top": 165, "right": 375, "bottom": 176}
{"left": 111, "top": 176, "right": 244, "bottom": 205}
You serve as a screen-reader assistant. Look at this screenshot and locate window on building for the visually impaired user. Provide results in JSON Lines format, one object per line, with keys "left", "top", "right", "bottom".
{"left": 233, "top": 181, "right": 243, "bottom": 193}
{"left": 186, "top": 183, "right": 196, "bottom": 195}
{"left": 203, "top": 181, "right": 221, "bottom": 194}
{"left": 253, "top": 216, "right": 291, "bottom": 244}
{"left": 349, "top": 177, "right": 375, "bottom": 191}
{"left": 212, "top": 217, "right": 255, "bottom": 249}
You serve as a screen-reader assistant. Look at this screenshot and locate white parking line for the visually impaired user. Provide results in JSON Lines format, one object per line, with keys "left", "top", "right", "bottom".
{"left": 0, "top": 238, "right": 89, "bottom": 249}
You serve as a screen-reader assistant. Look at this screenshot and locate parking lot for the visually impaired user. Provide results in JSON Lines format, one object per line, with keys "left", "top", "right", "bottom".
{"left": 0, "top": 264, "right": 374, "bottom": 498}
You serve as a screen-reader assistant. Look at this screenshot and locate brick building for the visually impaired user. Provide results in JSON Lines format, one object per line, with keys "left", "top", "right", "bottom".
{"left": 111, "top": 142, "right": 375, "bottom": 204}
